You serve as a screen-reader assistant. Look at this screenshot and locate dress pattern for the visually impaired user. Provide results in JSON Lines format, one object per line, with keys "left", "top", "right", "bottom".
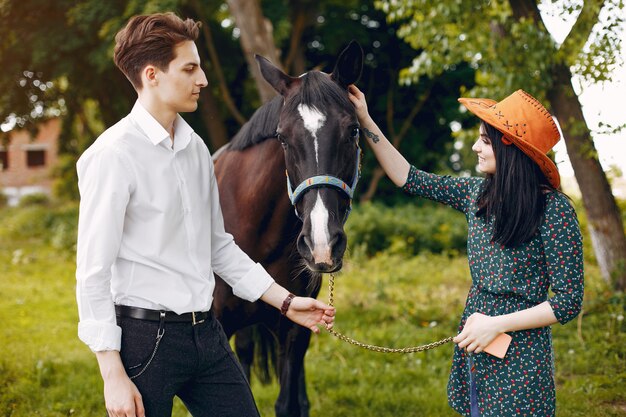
{"left": 402, "top": 166, "right": 584, "bottom": 417}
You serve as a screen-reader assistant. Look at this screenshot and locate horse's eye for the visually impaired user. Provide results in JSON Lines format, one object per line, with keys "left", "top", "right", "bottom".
{"left": 350, "top": 127, "right": 360, "bottom": 140}
{"left": 276, "top": 133, "right": 287, "bottom": 147}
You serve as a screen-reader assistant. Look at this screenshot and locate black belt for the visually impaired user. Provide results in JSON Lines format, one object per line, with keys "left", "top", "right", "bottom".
{"left": 115, "top": 305, "right": 211, "bottom": 325}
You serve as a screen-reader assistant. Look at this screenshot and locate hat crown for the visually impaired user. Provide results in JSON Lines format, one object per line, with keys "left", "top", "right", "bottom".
{"left": 490, "top": 90, "right": 560, "bottom": 152}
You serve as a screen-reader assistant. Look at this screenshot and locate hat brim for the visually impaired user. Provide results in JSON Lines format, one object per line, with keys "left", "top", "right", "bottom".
{"left": 507, "top": 136, "right": 560, "bottom": 189}
{"left": 459, "top": 97, "right": 561, "bottom": 188}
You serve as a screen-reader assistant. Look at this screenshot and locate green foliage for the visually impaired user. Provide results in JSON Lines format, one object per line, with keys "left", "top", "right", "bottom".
{"left": 0, "top": 203, "right": 78, "bottom": 252}
{"left": 565, "top": 0, "right": 625, "bottom": 83}
{"left": 378, "top": 0, "right": 624, "bottom": 92}
{"left": 0, "top": 0, "right": 133, "bottom": 137}
{"left": 0, "top": 203, "right": 623, "bottom": 416}
{"left": 346, "top": 202, "right": 468, "bottom": 256}
{"left": 0, "top": 191, "right": 7, "bottom": 208}
{"left": 376, "top": 0, "right": 625, "bottom": 181}
{"left": 378, "top": 2, "right": 626, "bottom": 292}
{"left": 1, "top": 0, "right": 476, "bottom": 204}
{"left": 17, "top": 192, "right": 50, "bottom": 207}
{"left": 51, "top": 154, "right": 80, "bottom": 201}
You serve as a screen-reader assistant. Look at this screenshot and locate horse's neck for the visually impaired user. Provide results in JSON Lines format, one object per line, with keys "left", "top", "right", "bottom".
{"left": 215, "top": 139, "right": 299, "bottom": 261}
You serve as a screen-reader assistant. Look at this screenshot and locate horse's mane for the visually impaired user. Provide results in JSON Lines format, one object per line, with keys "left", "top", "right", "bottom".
{"left": 229, "top": 96, "right": 283, "bottom": 151}
{"left": 229, "top": 72, "right": 352, "bottom": 151}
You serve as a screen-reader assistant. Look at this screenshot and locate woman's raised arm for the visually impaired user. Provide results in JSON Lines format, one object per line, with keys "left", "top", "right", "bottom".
{"left": 348, "top": 85, "right": 411, "bottom": 187}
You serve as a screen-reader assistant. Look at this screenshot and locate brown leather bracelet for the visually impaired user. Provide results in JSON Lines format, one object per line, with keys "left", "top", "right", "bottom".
{"left": 280, "top": 293, "right": 296, "bottom": 316}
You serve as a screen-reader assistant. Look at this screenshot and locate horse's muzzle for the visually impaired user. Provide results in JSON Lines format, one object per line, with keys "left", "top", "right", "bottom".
{"left": 297, "top": 231, "right": 346, "bottom": 273}
{"left": 310, "top": 259, "right": 343, "bottom": 273}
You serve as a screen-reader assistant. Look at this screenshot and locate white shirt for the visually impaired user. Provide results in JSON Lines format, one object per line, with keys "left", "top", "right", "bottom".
{"left": 76, "top": 101, "right": 274, "bottom": 352}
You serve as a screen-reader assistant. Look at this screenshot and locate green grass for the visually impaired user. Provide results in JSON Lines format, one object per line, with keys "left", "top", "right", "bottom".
{"left": 0, "top": 205, "right": 625, "bottom": 416}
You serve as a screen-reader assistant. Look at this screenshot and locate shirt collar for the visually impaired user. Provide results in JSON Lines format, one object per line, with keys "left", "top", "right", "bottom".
{"left": 129, "top": 100, "right": 195, "bottom": 150}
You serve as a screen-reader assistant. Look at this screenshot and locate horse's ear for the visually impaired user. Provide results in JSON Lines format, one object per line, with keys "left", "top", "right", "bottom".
{"left": 330, "top": 40, "right": 363, "bottom": 88}
{"left": 255, "top": 54, "right": 298, "bottom": 96}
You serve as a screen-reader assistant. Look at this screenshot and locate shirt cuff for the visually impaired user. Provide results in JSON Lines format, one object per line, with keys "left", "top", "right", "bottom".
{"left": 231, "top": 263, "right": 275, "bottom": 302}
{"left": 401, "top": 165, "right": 419, "bottom": 193}
{"left": 78, "top": 320, "right": 122, "bottom": 352}
{"left": 547, "top": 296, "right": 580, "bottom": 325}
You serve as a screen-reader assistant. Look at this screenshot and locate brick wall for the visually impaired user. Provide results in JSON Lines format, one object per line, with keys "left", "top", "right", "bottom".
{"left": 0, "top": 118, "right": 61, "bottom": 204}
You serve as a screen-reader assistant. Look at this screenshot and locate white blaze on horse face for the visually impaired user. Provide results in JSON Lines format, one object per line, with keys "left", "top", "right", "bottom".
{"left": 297, "top": 104, "right": 326, "bottom": 166}
{"left": 310, "top": 191, "right": 332, "bottom": 265}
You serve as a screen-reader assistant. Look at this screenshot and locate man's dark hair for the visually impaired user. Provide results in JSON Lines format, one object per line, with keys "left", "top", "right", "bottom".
{"left": 476, "top": 122, "right": 554, "bottom": 247}
{"left": 113, "top": 12, "right": 200, "bottom": 90}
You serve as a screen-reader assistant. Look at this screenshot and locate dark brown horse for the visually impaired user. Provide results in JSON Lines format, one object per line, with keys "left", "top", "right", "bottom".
{"left": 211, "top": 41, "right": 363, "bottom": 417}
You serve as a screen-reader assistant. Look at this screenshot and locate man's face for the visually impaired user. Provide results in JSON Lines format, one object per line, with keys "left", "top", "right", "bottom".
{"left": 153, "top": 40, "right": 207, "bottom": 113}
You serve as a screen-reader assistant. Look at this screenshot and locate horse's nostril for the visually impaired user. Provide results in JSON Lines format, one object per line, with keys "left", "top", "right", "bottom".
{"left": 310, "top": 260, "right": 342, "bottom": 273}
{"left": 297, "top": 234, "right": 314, "bottom": 261}
{"left": 329, "top": 233, "right": 341, "bottom": 248}
{"left": 329, "top": 232, "right": 347, "bottom": 256}
{"left": 303, "top": 235, "right": 313, "bottom": 252}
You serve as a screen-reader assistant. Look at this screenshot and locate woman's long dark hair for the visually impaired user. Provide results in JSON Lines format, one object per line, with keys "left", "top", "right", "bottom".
{"left": 476, "top": 122, "right": 554, "bottom": 247}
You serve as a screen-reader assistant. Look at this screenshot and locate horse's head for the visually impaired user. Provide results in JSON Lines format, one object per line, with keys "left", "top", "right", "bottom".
{"left": 255, "top": 41, "right": 363, "bottom": 273}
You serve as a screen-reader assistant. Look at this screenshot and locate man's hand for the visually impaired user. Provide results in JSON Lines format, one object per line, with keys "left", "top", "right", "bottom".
{"left": 103, "top": 372, "right": 145, "bottom": 417}
{"left": 286, "top": 296, "right": 336, "bottom": 333}
{"left": 96, "top": 351, "right": 145, "bottom": 417}
{"left": 261, "top": 283, "right": 335, "bottom": 333}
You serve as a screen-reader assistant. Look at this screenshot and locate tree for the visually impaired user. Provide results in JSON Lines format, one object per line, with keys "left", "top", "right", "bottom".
{"left": 225, "top": 0, "right": 476, "bottom": 202}
{"left": 0, "top": 0, "right": 240, "bottom": 153}
{"left": 226, "top": 0, "right": 282, "bottom": 103}
{"left": 378, "top": 0, "right": 626, "bottom": 290}
{"left": 1, "top": 0, "right": 472, "bottom": 205}
{"left": 0, "top": 0, "right": 134, "bottom": 147}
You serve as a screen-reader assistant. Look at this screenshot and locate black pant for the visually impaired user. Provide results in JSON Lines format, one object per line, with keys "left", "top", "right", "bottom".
{"left": 116, "top": 312, "right": 260, "bottom": 417}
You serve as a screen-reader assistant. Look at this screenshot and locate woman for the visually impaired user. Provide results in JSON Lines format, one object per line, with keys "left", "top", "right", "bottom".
{"left": 348, "top": 86, "right": 584, "bottom": 417}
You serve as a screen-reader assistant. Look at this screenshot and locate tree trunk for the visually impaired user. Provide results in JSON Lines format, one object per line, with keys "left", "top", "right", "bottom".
{"left": 548, "top": 64, "right": 626, "bottom": 290}
{"left": 360, "top": 80, "right": 431, "bottom": 202}
{"left": 284, "top": 0, "right": 317, "bottom": 74}
{"left": 361, "top": 167, "right": 386, "bottom": 202}
{"left": 508, "top": 0, "right": 626, "bottom": 290}
{"left": 189, "top": 0, "right": 246, "bottom": 126}
{"left": 199, "top": 86, "right": 229, "bottom": 151}
{"left": 227, "top": 0, "right": 281, "bottom": 103}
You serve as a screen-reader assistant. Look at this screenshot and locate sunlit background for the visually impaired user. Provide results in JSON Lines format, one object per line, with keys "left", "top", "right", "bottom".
{"left": 540, "top": 3, "right": 626, "bottom": 196}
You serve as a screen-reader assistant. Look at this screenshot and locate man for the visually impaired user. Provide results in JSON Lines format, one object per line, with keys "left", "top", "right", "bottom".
{"left": 76, "top": 12, "right": 335, "bottom": 417}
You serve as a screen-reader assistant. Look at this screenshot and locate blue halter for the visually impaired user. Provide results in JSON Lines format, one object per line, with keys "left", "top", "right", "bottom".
{"left": 286, "top": 146, "right": 362, "bottom": 222}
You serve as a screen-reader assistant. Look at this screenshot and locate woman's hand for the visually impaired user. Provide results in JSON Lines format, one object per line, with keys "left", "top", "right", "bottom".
{"left": 286, "top": 297, "right": 335, "bottom": 334}
{"left": 453, "top": 312, "right": 503, "bottom": 354}
{"left": 348, "top": 85, "right": 372, "bottom": 124}
{"left": 347, "top": 84, "right": 411, "bottom": 185}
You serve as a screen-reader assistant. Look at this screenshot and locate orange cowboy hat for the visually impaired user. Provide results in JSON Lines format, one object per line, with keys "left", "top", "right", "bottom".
{"left": 458, "top": 89, "right": 561, "bottom": 188}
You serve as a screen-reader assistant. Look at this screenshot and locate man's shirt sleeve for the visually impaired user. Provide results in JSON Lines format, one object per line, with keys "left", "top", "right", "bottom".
{"left": 76, "top": 145, "right": 133, "bottom": 352}
{"left": 206, "top": 156, "right": 275, "bottom": 301}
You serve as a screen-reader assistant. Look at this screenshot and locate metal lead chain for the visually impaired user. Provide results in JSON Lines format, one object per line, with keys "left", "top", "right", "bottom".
{"left": 325, "top": 273, "right": 453, "bottom": 353}
{"left": 130, "top": 312, "right": 166, "bottom": 380}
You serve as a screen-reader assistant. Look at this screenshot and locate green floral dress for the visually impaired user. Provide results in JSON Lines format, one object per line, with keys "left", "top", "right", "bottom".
{"left": 402, "top": 166, "right": 584, "bottom": 417}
